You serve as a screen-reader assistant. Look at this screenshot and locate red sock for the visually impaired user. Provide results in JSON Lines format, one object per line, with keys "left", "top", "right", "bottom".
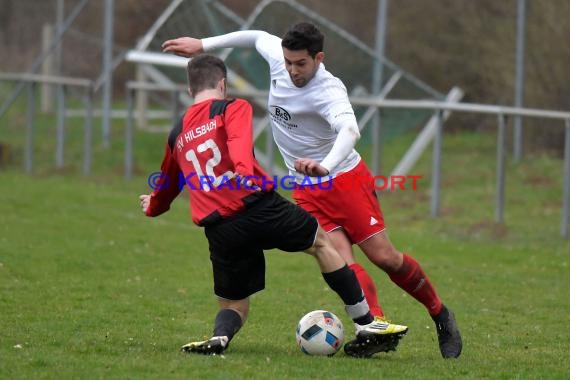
{"left": 349, "top": 263, "right": 384, "bottom": 317}
{"left": 389, "top": 254, "right": 442, "bottom": 316}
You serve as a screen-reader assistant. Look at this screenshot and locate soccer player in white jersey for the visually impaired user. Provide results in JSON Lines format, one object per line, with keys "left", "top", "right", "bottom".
{"left": 163, "top": 22, "right": 462, "bottom": 358}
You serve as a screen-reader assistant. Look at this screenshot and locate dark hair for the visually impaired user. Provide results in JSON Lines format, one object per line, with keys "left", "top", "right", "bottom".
{"left": 281, "top": 22, "right": 324, "bottom": 57}
{"left": 186, "top": 54, "right": 227, "bottom": 96}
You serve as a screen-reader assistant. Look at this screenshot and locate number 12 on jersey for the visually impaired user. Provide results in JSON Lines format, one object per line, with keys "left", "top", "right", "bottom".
{"left": 184, "top": 138, "right": 233, "bottom": 192}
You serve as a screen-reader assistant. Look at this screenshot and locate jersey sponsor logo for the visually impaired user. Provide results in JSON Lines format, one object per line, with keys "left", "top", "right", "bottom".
{"left": 271, "top": 105, "right": 291, "bottom": 121}
{"left": 370, "top": 216, "right": 378, "bottom": 226}
{"left": 269, "top": 105, "right": 298, "bottom": 130}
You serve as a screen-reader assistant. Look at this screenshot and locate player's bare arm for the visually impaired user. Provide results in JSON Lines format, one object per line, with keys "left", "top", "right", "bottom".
{"left": 162, "top": 37, "right": 204, "bottom": 57}
{"left": 294, "top": 158, "right": 330, "bottom": 177}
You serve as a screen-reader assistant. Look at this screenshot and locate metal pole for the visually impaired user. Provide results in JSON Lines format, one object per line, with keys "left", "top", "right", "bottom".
{"left": 135, "top": 66, "right": 148, "bottom": 130}
{"left": 55, "top": 0, "right": 64, "bottom": 75}
{"left": 101, "top": 0, "right": 114, "bottom": 149}
{"left": 55, "top": 0, "right": 65, "bottom": 149}
{"left": 55, "top": 85, "right": 66, "bottom": 168}
{"left": 199, "top": 0, "right": 223, "bottom": 35}
{"left": 125, "top": 88, "right": 134, "bottom": 180}
{"left": 496, "top": 114, "right": 507, "bottom": 223}
{"left": 40, "top": 23, "right": 55, "bottom": 113}
{"left": 25, "top": 84, "right": 36, "bottom": 173}
{"left": 430, "top": 110, "right": 443, "bottom": 217}
{"left": 171, "top": 89, "right": 181, "bottom": 126}
{"left": 513, "top": 0, "right": 526, "bottom": 162}
{"left": 561, "top": 119, "right": 570, "bottom": 238}
{"left": 371, "top": 0, "right": 388, "bottom": 175}
{"left": 83, "top": 87, "right": 93, "bottom": 176}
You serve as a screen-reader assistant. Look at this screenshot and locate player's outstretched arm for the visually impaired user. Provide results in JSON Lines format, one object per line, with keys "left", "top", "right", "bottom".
{"left": 294, "top": 122, "right": 359, "bottom": 177}
{"left": 319, "top": 124, "right": 360, "bottom": 173}
{"left": 164, "top": 31, "right": 270, "bottom": 55}
{"left": 162, "top": 37, "right": 204, "bottom": 57}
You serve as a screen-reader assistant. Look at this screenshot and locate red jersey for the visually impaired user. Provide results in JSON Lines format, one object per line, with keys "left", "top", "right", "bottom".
{"left": 146, "top": 98, "right": 274, "bottom": 225}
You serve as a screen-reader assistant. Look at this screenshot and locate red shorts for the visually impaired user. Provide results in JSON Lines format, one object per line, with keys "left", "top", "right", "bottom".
{"left": 292, "top": 160, "right": 386, "bottom": 244}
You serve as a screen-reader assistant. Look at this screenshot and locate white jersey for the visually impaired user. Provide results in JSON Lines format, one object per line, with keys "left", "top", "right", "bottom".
{"left": 203, "top": 31, "right": 361, "bottom": 183}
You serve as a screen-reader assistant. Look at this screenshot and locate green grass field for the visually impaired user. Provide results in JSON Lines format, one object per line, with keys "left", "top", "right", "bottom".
{"left": 1, "top": 105, "right": 570, "bottom": 378}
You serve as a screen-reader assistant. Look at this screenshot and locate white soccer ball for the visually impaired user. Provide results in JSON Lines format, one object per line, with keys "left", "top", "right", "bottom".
{"left": 296, "top": 310, "right": 344, "bottom": 356}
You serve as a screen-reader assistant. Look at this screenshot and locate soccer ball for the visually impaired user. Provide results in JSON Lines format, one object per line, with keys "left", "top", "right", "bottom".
{"left": 296, "top": 310, "right": 344, "bottom": 356}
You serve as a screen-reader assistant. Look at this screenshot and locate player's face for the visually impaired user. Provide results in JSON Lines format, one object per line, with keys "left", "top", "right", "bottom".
{"left": 283, "top": 48, "right": 324, "bottom": 88}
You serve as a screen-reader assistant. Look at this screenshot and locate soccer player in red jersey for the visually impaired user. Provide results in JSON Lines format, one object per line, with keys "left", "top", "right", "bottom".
{"left": 162, "top": 23, "right": 462, "bottom": 358}
{"left": 138, "top": 54, "right": 407, "bottom": 356}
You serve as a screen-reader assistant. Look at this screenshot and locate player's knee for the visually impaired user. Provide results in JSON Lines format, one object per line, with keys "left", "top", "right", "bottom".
{"left": 360, "top": 237, "right": 402, "bottom": 271}
{"left": 218, "top": 298, "right": 250, "bottom": 323}
{"left": 309, "top": 227, "right": 330, "bottom": 251}
{"left": 371, "top": 246, "right": 402, "bottom": 271}
{"left": 303, "top": 228, "right": 332, "bottom": 259}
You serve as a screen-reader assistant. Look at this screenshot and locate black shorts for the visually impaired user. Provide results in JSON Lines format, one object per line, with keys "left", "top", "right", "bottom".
{"left": 204, "top": 191, "right": 318, "bottom": 300}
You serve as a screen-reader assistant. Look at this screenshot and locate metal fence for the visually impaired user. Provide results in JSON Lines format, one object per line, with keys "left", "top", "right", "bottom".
{"left": 123, "top": 81, "right": 570, "bottom": 239}
{"left": 346, "top": 98, "right": 570, "bottom": 237}
{"left": 0, "top": 72, "right": 95, "bottom": 176}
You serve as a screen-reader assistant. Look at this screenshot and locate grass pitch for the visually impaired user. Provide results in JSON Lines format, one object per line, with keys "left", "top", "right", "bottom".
{"left": 1, "top": 118, "right": 569, "bottom": 378}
